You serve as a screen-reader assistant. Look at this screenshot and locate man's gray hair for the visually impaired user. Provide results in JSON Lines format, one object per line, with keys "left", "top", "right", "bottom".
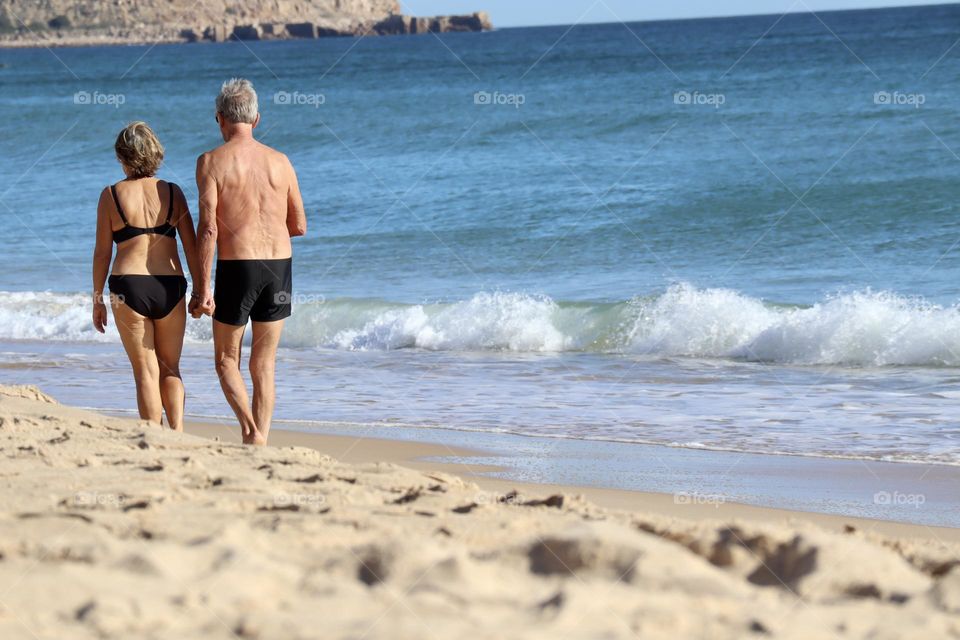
{"left": 216, "top": 78, "right": 258, "bottom": 124}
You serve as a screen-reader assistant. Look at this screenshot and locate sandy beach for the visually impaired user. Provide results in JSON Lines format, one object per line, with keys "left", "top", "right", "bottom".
{"left": 1, "top": 385, "right": 959, "bottom": 639}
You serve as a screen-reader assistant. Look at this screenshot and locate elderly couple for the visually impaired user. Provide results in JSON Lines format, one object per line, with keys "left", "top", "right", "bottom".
{"left": 91, "top": 78, "right": 307, "bottom": 446}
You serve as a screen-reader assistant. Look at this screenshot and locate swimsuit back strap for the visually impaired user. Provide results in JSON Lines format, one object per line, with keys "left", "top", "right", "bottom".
{"left": 165, "top": 182, "right": 175, "bottom": 223}
{"left": 109, "top": 185, "right": 129, "bottom": 225}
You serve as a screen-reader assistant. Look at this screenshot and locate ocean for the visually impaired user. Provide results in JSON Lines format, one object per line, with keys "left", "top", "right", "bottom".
{"left": 2, "top": 4, "right": 960, "bottom": 466}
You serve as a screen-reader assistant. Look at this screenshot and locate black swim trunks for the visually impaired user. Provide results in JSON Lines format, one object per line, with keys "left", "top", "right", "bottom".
{"left": 213, "top": 258, "right": 293, "bottom": 326}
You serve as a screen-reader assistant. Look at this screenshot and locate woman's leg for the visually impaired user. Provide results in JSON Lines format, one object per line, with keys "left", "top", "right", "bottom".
{"left": 111, "top": 300, "right": 162, "bottom": 424}
{"left": 153, "top": 298, "right": 187, "bottom": 431}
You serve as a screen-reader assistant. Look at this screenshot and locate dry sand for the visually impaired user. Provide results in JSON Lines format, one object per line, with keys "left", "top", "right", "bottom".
{"left": 2, "top": 385, "right": 960, "bottom": 639}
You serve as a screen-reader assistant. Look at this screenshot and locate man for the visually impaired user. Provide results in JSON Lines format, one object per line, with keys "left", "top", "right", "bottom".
{"left": 191, "top": 78, "right": 307, "bottom": 445}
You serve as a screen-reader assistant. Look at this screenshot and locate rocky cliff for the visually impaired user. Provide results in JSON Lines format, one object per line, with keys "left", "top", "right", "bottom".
{"left": 0, "top": 0, "right": 491, "bottom": 47}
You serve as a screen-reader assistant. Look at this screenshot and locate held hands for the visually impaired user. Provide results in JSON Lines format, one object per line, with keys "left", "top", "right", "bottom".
{"left": 189, "top": 290, "right": 215, "bottom": 319}
{"left": 92, "top": 301, "right": 108, "bottom": 333}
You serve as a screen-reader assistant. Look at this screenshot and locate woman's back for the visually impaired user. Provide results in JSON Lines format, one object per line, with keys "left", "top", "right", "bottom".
{"left": 109, "top": 178, "right": 184, "bottom": 277}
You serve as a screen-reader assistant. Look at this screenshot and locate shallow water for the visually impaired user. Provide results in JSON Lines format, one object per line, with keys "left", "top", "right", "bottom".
{"left": 4, "top": 338, "right": 960, "bottom": 465}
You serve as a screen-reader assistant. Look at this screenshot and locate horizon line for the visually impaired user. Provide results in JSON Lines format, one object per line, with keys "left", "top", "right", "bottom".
{"left": 489, "top": 1, "right": 955, "bottom": 29}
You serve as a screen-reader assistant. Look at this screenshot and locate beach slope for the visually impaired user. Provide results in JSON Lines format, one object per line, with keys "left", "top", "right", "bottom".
{"left": 1, "top": 385, "right": 959, "bottom": 639}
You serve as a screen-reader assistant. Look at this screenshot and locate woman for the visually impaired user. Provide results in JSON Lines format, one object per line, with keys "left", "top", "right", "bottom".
{"left": 92, "top": 121, "right": 200, "bottom": 431}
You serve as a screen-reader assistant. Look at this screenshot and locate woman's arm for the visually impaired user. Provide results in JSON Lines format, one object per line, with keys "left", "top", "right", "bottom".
{"left": 92, "top": 188, "right": 113, "bottom": 333}
{"left": 173, "top": 184, "right": 201, "bottom": 289}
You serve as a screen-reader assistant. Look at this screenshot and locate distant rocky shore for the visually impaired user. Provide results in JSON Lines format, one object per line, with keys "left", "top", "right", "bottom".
{"left": 220, "top": 12, "right": 493, "bottom": 42}
{"left": 0, "top": 0, "right": 491, "bottom": 48}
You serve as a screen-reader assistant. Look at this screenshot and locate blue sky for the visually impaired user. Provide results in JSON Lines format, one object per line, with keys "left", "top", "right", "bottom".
{"left": 399, "top": 0, "right": 956, "bottom": 27}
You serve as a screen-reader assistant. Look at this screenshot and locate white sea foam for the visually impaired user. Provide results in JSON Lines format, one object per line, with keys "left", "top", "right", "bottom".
{"left": 627, "top": 284, "right": 777, "bottom": 357}
{"left": 5, "top": 285, "right": 960, "bottom": 367}
{"left": 623, "top": 284, "right": 960, "bottom": 366}
{"left": 289, "top": 291, "right": 572, "bottom": 352}
{"left": 0, "top": 291, "right": 112, "bottom": 342}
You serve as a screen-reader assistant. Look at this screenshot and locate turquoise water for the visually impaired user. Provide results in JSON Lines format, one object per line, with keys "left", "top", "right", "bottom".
{"left": 2, "top": 5, "right": 960, "bottom": 464}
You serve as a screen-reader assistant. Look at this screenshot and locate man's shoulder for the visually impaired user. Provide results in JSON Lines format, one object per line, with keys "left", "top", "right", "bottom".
{"left": 196, "top": 145, "right": 231, "bottom": 174}
{"left": 196, "top": 148, "right": 214, "bottom": 167}
{"left": 257, "top": 141, "right": 289, "bottom": 163}
{"left": 198, "top": 144, "right": 227, "bottom": 160}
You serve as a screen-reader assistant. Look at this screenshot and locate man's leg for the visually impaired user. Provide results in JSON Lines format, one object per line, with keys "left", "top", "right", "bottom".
{"left": 213, "top": 320, "right": 263, "bottom": 445}
{"left": 249, "top": 320, "right": 284, "bottom": 444}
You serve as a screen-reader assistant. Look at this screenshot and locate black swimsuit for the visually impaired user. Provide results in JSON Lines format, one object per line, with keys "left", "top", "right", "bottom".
{"left": 106, "top": 182, "right": 187, "bottom": 320}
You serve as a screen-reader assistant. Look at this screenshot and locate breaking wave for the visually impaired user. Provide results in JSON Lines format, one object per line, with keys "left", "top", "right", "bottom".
{"left": 5, "top": 285, "right": 960, "bottom": 367}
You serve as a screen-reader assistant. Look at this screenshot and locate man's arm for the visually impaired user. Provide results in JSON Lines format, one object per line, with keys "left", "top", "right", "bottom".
{"left": 285, "top": 157, "right": 306, "bottom": 237}
{"left": 193, "top": 153, "right": 218, "bottom": 317}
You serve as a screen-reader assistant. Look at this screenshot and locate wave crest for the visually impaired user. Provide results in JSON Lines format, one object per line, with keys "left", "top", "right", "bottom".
{"left": 291, "top": 292, "right": 572, "bottom": 352}
{"left": 5, "top": 285, "right": 960, "bottom": 367}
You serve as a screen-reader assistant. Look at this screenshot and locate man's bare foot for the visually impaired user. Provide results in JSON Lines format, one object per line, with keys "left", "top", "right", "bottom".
{"left": 243, "top": 430, "right": 267, "bottom": 446}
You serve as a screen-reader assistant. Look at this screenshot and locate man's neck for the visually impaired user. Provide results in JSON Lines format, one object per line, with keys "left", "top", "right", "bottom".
{"left": 223, "top": 124, "right": 255, "bottom": 142}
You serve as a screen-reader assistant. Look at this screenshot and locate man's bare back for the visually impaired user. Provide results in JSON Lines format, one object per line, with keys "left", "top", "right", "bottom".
{"left": 196, "top": 137, "right": 305, "bottom": 261}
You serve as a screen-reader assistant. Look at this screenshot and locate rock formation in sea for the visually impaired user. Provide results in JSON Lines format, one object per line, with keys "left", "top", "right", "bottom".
{"left": 0, "top": 0, "right": 492, "bottom": 47}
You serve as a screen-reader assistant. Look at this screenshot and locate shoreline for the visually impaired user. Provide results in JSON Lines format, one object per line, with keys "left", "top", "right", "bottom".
{"left": 0, "top": 36, "right": 191, "bottom": 50}
{"left": 88, "top": 406, "right": 960, "bottom": 465}
{"left": 182, "top": 419, "right": 960, "bottom": 538}
{"left": 206, "top": 411, "right": 960, "bottom": 468}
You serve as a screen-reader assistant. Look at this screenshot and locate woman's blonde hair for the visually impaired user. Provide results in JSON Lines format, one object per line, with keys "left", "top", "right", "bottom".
{"left": 114, "top": 121, "right": 163, "bottom": 178}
